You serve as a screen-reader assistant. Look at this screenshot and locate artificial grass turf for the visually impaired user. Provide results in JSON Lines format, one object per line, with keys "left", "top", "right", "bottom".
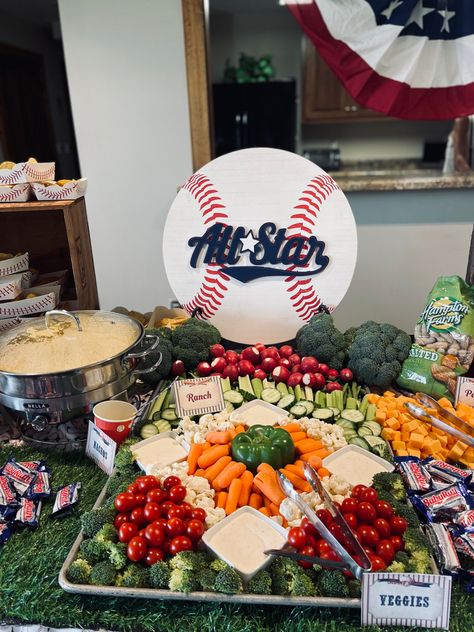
{"left": 0, "top": 444, "right": 473, "bottom": 632}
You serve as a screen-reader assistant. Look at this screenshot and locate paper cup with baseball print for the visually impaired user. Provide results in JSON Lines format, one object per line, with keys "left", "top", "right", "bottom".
{"left": 93, "top": 400, "right": 137, "bottom": 445}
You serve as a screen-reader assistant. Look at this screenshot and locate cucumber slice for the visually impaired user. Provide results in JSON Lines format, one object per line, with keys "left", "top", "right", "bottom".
{"left": 357, "top": 426, "right": 374, "bottom": 437}
{"left": 365, "top": 435, "right": 386, "bottom": 449}
{"left": 161, "top": 389, "right": 171, "bottom": 410}
{"left": 341, "top": 409, "right": 365, "bottom": 423}
{"left": 363, "top": 421, "right": 382, "bottom": 436}
{"left": 365, "top": 404, "right": 377, "bottom": 421}
{"left": 161, "top": 408, "right": 178, "bottom": 422}
{"left": 304, "top": 386, "right": 314, "bottom": 402}
{"left": 300, "top": 400, "right": 314, "bottom": 415}
{"left": 349, "top": 436, "right": 370, "bottom": 451}
{"left": 238, "top": 375, "right": 255, "bottom": 400}
{"left": 278, "top": 394, "right": 295, "bottom": 410}
{"left": 311, "top": 408, "right": 334, "bottom": 421}
{"left": 336, "top": 419, "right": 355, "bottom": 430}
{"left": 315, "top": 391, "right": 326, "bottom": 407}
{"left": 345, "top": 397, "right": 358, "bottom": 410}
{"left": 294, "top": 384, "right": 303, "bottom": 402}
{"left": 148, "top": 388, "right": 169, "bottom": 420}
{"left": 225, "top": 401, "right": 235, "bottom": 413}
{"left": 261, "top": 388, "right": 281, "bottom": 404}
{"left": 288, "top": 385, "right": 294, "bottom": 396}
{"left": 344, "top": 430, "right": 358, "bottom": 441}
{"left": 153, "top": 419, "right": 172, "bottom": 433}
{"left": 329, "top": 407, "right": 341, "bottom": 418}
{"left": 251, "top": 378, "right": 263, "bottom": 399}
{"left": 140, "top": 423, "right": 159, "bottom": 439}
{"left": 276, "top": 382, "right": 289, "bottom": 397}
{"left": 262, "top": 379, "right": 274, "bottom": 389}
{"left": 289, "top": 404, "right": 308, "bottom": 418}
{"left": 223, "top": 390, "right": 244, "bottom": 405}
{"left": 358, "top": 394, "right": 370, "bottom": 415}
{"left": 221, "top": 377, "right": 231, "bottom": 393}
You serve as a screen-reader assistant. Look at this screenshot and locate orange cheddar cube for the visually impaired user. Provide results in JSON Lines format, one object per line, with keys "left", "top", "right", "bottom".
{"left": 407, "top": 433, "right": 424, "bottom": 449}
{"left": 407, "top": 448, "right": 421, "bottom": 458}
{"left": 392, "top": 440, "right": 406, "bottom": 451}
{"left": 395, "top": 449, "right": 409, "bottom": 457}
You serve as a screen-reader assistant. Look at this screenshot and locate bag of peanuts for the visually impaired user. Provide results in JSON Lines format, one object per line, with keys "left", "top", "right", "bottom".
{"left": 397, "top": 275, "right": 474, "bottom": 401}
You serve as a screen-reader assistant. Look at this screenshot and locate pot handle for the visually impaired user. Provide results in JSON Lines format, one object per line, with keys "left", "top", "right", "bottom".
{"left": 124, "top": 334, "right": 163, "bottom": 375}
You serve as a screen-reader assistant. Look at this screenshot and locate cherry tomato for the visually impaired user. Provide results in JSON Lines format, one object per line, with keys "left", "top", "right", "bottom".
{"left": 143, "top": 502, "right": 162, "bottom": 523}
{"left": 114, "top": 492, "right": 137, "bottom": 513}
{"left": 139, "top": 528, "right": 146, "bottom": 538}
{"left": 317, "top": 539, "right": 331, "bottom": 556}
{"left": 137, "top": 475, "right": 160, "bottom": 494}
{"left": 127, "top": 535, "right": 148, "bottom": 562}
{"left": 357, "top": 502, "right": 377, "bottom": 524}
{"left": 373, "top": 518, "right": 391, "bottom": 539}
{"left": 297, "top": 545, "right": 316, "bottom": 569}
{"left": 163, "top": 476, "right": 181, "bottom": 491}
{"left": 389, "top": 516, "right": 408, "bottom": 536}
{"left": 320, "top": 549, "right": 341, "bottom": 563}
{"left": 127, "top": 482, "right": 139, "bottom": 495}
{"left": 118, "top": 521, "right": 139, "bottom": 543}
{"left": 133, "top": 493, "right": 147, "bottom": 507}
{"left": 146, "top": 488, "right": 167, "bottom": 505}
{"left": 169, "top": 535, "right": 193, "bottom": 555}
{"left": 305, "top": 534, "right": 318, "bottom": 549}
{"left": 352, "top": 530, "right": 363, "bottom": 544}
{"left": 357, "top": 525, "right": 380, "bottom": 549}
{"left": 166, "top": 517, "right": 186, "bottom": 538}
{"left": 390, "top": 535, "right": 405, "bottom": 552}
{"left": 130, "top": 507, "right": 148, "bottom": 528}
{"left": 370, "top": 555, "right": 387, "bottom": 572}
{"left": 315, "top": 509, "right": 333, "bottom": 527}
{"left": 168, "top": 485, "right": 186, "bottom": 504}
{"left": 301, "top": 516, "right": 319, "bottom": 537}
{"left": 167, "top": 504, "right": 187, "bottom": 520}
{"left": 114, "top": 512, "right": 130, "bottom": 529}
{"left": 343, "top": 513, "right": 358, "bottom": 530}
{"left": 181, "top": 502, "right": 193, "bottom": 519}
{"left": 144, "top": 522, "right": 166, "bottom": 547}
{"left": 288, "top": 527, "right": 307, "bottom": 550}
{"left": 341, "top": 498, "right": 359, "bottom": 515}
{"left": 186, "top": 519, "right": 205, "bottom": 542}
{"left": 153, "top": 518, "right": 168, "bottom": 530}
{"left": 376, "top": 539, "right": 395, "bottom": 565}
{"left": 191, "top": 508, "right": 206, "bottom": 522}
{"left": 360, "top": 487, "right": 378, "bottom": 504}
{"left": 145, "top": 547, "right": 165, "bottom": 566}
{"left": 351, "top": 484, "right": 367, "bottom": 500}
{"left": 374, "top": 500, "right": 394, "bottom": 521}
{"left": 160, "top": 500, "right": 174, "bottom": 516}
{"left": 328, "top": 522, "right": 344, "bottom": 542}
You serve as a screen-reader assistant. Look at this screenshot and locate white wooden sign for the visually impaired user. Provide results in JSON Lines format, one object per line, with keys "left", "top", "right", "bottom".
{"left": 455, "top": 376, "right": 474, "bottom": 407}
{"left": 173, "top": 376, "right": 225, "bottom": 418}
{"left": 163, "top": 148, "right": 357, "bottom": 344}
{"left": 361, "top": 573, "right": 452, "bottom": 629}
{"left": 85, "top": 421, "right": 117, "bottom": 475}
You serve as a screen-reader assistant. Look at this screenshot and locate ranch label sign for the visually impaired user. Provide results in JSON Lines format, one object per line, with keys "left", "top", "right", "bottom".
{"left": 163, "top": 148, "right": 357, "bottom": 344}
{"left": 173, "top": 376, "right": 225, "bottom": 418}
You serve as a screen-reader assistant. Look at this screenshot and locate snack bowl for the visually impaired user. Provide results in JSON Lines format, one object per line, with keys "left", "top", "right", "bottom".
{"left": 0, "top": 183, "right": 31, "bottom": 203}
{"left": 133, "top": 431, "right": 190, "bottom": 473}
{"left": 230, "top": 399, "right": 288, "bottom": 427}
{"left": 323, "top": 444, "right": 394, "bottom": 487}
{"left": 202, "top": 505, "right": 288, "bottom": 582}
{"left": 32, "top": 178, "right": 88, "bottom": 201}
{"left": 0, "top": 161, "right": 55, "bottom": 185}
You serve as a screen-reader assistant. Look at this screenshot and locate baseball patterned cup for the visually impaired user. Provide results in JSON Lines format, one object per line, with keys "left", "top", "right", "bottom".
{"left": 93, "top": 400, "right": 137, "bottom": 445}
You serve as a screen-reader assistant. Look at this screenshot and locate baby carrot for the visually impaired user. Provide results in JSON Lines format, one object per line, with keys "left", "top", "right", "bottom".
{"left": 203, "top": 455, "right": 232, "bottom": 482}
{"left": 284, "top": 463, "right": 305, "bottom": 478}
{"left": 289, "top": 431, "right": 307, "bottom": 443}
{"left": 233, "top": 424, "right": 246, "bottom": 435}
{"left": 253, "top": 470, "right": 285, "bottom": 506}
{"left": 268, "top": 501, "right": 280, "bottom": 516}
{"left": 186, "top": 443, "right": 203, "bottom": 475}
{"left": 237, "top": 470, "right": 254, "bottom": 507}
{"left": 258, "top": 506, "right": 271, "bottom": 517}
{"left": 295, "top": 438, "right": 324, "bottom": 454}
{"left": 303, "top": 455, "right": 322, "bottom": 470}
{"left": 280, "top": 422, "right": 301, "bottom": 434}
{"left": 206, "top": 430, "right": 232, "bottom": 445}
{"left": 248, "top": 492, "right": 263, "bottom": 509}
{"left": 213, "top": 461, "right": 247, "bottom": 491}
{"left": 197, "top": 444, "right": 230, "bottom": 469}
{"left": 300, "top": 448, "right": 330, "bottom": 462}
{"left": 280, "top": 468, "right": 311, "bottom": 493}
{"left": 216, "top": 491, "right": 228, "bottom": 509}
{"left": 263, "top": 495, "right": 273, "bottom": 510}
{"left": 256, "top": 462, "right": 274, "bottom": 475}
{"left": 225, "top": 478, "right": 242, "bottom": 515}
{"left": 317, "top": 467, "right": 331, "bottom": 478}
{"left": 195, "top": 469, "right": 205, "bottom": 477}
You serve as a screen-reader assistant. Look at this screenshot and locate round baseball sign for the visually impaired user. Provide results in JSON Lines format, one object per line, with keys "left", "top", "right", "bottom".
{"left": 163, "top": 148, "right": 357, "bottom": 344}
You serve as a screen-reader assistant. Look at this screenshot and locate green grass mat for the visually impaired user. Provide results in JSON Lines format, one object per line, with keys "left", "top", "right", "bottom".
{"left": 0, "top": 444, "right": 472, "bottom": 632}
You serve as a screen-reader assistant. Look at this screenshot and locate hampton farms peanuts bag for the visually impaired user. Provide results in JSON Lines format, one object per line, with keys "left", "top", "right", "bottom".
{"left": 397, "top": 276, "right": 474, "bottom": 401}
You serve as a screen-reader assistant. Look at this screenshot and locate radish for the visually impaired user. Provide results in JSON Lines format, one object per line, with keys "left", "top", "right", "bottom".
{"left": 279, "top": 358, "right": 291, "bottom": 369}
{"left": 301, "top": 356, "right": 319, "bottom": 373}
{"left": 254, "top": 343, "right": 266, "bottom": 352}
{"left": 312, "top": 373, "right": 326, "bottom": 389}
{"left": 291, "top": 363, "right": 302, "bottom": 374}
{"left": 241, "top": 346, "right": 260, "bottom": 364}
{"left": 261, "top": 356, "right": 278, "bottom": 372}
{"left": 171, "top": 360, "right": 185, "bottom": 376}
{"left": 222, "top": 364, "right": 239, "bottom": 381}
{"left": 224, "top": 350, "right": 239, "bottom": 365}
{"left": 326, "top": 382, "right": 342, "bottom": 392}
{"left": 327, "top": 368, "right": 339, "bottom": 381}
{"left": 261, "top": 347, "right": 280, "bottom": 361}
{"left": 210, "top": 344, "right": 225, "bottom": 358}
{"left": 254, "top": 368, "right": 267, "bottom": 380}
{"left": 318, "top": 363, "right": 329, "bottom": 376}
{"left": 279, "top": 345, "right": 293, "bottom": 358}
{"left": 238, "top": 360, "right": 255, "bottom": 376}
{"left": 272, "top": 366, "right": 290, "bottom": 383}
{"left": 211, "top": 357, "right": 227, "bottom": 373}
{"left": 196, "top": 361, "right": 212, "bottom": 377}
{"left": 287, "top": 372, "right": 303, "bottom": 387}
{"left": 288, "top": 353, "right": 301, "bottom": 366}
{"left": 302, "top": 372, "right": 318, "bottom": 387}
{"left": 339, "top": 368, "right": 353, "bottom": 383}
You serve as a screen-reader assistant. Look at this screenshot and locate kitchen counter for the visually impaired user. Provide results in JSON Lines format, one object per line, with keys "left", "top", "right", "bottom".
{"left": 329, "top": 168, "right": 474, "bottom": 192}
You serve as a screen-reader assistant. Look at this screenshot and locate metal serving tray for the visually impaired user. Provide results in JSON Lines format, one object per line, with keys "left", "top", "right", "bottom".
{"left": 58, "top": 481, "right": 360, "bottom": 609}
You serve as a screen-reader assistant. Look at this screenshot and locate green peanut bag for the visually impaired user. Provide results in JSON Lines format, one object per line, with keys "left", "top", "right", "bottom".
{"left": 397, "top": 276, "right": 474, "bottom": 401}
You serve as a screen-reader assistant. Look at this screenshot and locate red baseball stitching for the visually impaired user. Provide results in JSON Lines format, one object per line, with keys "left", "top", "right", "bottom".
{"left": 0, "top": 169, "right": 23, "bottom": 185}
{"left": 285, "top": 174, "right": 340, "bottom": 322}
{"left": 0, "top": 318, "right": 22, "bottom": 332}
{"left": 0, "top": 294, "right": 54, "bottom": 316}
{"left": 0, "top": 256, "right": 28, "bottom": 278}
{"left": 180, "top": 173, "right": 230, "bottom": 320}
{"left": 34, "top": 183, "right": 78, "bottom": 201}
{"left": 22, "top": 163, "right": 55, "bottom": 180}
{"left": 0, "top": 282, "right": 18, "bottom": 299}
{"left": 0, "top": 185, "right": 29, "bottom": 202}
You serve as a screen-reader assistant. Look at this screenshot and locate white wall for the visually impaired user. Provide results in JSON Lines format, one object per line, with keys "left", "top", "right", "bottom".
{"left": 58, "top": 0, "right": 193, "bottom": 312}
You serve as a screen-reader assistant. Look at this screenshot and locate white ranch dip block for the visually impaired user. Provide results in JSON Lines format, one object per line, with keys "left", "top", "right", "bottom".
{"left": 132, "top": 431, "right": 189, "bottom": 473}
{"left": 230, "top": 400, "right": 288, "bottom": 427}
{"left": 323, "top": 444, "right": 394, "bottom": 487}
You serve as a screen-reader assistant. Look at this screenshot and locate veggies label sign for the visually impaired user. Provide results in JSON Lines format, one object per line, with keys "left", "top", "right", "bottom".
{"left": 163, "top": 148, "right": 357, "bottom": 344}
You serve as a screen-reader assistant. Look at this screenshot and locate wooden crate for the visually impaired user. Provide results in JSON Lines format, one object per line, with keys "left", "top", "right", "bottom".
{"left": 0, "top": 197, "right": 99, "bottom": 309}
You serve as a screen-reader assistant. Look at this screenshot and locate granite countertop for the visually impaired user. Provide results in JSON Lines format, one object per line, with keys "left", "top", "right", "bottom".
{"left": 327, "top": 160, "right": 474, "bottom": 192}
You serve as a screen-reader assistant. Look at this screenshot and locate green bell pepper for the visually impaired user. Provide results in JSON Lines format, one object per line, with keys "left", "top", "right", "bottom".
{"left": 231, "top": 425, "right": 295, "bottom": 473}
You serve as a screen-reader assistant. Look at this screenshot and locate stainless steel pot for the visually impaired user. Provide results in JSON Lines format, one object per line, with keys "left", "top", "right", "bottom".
{"left": 0, "top": 309, "right": 162, "bottom": 428}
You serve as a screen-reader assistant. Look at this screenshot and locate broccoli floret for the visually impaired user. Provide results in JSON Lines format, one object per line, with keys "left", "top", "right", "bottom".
{"left": 394, "top": 551, "right": 410, "bottom": 566}
{"left": 270, "top": 557, "right": 305, "bottom": 596}
{"left": 116, "top": 564, "right": 150, "bottom": 588}
{"left": 288, "top": 571, "right": 316, "bottom": 597}
{"left": 139, "top": 329, "right": 173, "bottom": 385}
{"left": 81, "top": 506, "right": 115, "bottom": 538}
{"left": 197, "top": 567, "right": 218, "bottom": 592}
{"left": 375, "top": 443, "right": 394, "bottom": 465}
{"left": 407, "top": 551, "right": 432, "bottom": 574}
{"left": 95, "top": 523, "right": 118, "bottom": 545}
{"left": 393, "top": 502, "right": 419, "bottom": 528}
{"left": 347, "top": 321, "right": 411, "bottom": 387}
{"left": 90, "top": 560, "right": 117, "bottom": 586}
{"left": 210, "top": 558, "right": 228, "bottom": 573}
{"left": 296, "top": 313, "right": 348, "bottom": 370}
{"left": 372, "top": 472, "right": 406, "bottom": 502}
{"left": 404, "top": 527, "right": 432, "bottom": 556}
{"left": 149, "top": 561, "right": 171, "bottom": 589}
{"left": 304, "top": 563, "right": 323, "bottom": 583}
{"left": 171, "top": 318, "right": 221, "bottom": 371}
{"left": 169, "top": 568, "right": 198, "bottom": 593}
{"left": 104, "top": 467, "right": 138, "bottom": 500}
{"left": 169, "top": 550, "right": 207, "bottom": 572}
{"left": 114, "top": 441, "right": 137, "bottom": 471}
{"left": 79, "top": 537, "right": 109, "bottom": 564}
{"left": 344, "top": 326, "right": 359, "bottom": 348}
{"left": 213, "top": 566, "right": 243, "bottom": 594}
{"left": 347, "top": 579, "right": 361, "bottom": 598}
{"left": 107, "top": 542, "right": 128, "bottom": 570}
{"left": 386, "top": 561, "right": 407, "bottom": 573}
{"left": 316, "top": 570, "right": 349, "bottom": 598}
{"left": 246, "top": 570, "right": 272, "bottom": 595}
{"left": 66, "top": 559, "right": 92, "bottom": 584}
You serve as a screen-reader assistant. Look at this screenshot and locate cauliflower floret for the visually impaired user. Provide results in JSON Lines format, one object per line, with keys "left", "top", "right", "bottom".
{"left": 204, "top": 507, "right": 226, "bottom": 528}
{"left": 186, "top": 476, "right": 211, "bottom": 494}
{"left": 328, "top": 474, "right": 352, "bottom": 496}
{"left": 279, "top": 498, "right": 301, "bottom": 523}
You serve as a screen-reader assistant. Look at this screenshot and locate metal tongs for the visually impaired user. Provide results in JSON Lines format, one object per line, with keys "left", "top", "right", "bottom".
{"left": 403, "top": 392, "right": 474, "bottom": 447}
{"left": 266, "top": 463, "right": 372, "bottom": 580}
